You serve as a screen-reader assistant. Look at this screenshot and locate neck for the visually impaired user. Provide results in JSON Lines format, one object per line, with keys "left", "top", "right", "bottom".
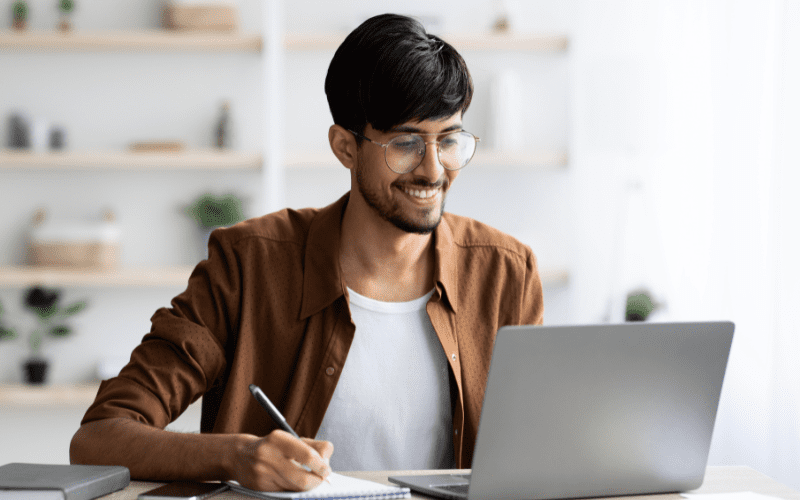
{"left": 339, "top": 194, "right": 436, "bottom": 302}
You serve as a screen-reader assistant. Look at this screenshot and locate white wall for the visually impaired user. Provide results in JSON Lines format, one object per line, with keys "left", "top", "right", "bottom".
{"left": 2, "top": 0, "right": 800, "bottom": 490}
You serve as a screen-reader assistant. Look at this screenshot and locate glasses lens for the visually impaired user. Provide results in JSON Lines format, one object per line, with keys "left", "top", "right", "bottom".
{"left": 438, "top": 132, "right": 477, "bottom": 170}
{"left": 386, "top": 134, "right": 425, "bottom": 173}
{"left": 385, "top": 132, "right": 478, "bottom": 173}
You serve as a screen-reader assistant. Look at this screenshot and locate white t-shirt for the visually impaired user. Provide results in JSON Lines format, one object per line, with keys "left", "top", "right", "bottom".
{"left": 314, "top": 288, "right": 456, "bottom": 471}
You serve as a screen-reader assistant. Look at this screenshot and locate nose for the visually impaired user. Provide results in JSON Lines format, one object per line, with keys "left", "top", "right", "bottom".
{"left": 412, "top": 140, "right": 445, "bottom": 181}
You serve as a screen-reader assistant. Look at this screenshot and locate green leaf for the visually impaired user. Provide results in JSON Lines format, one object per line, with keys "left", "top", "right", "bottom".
{"left": 62, "top": 301, "right": 88, "bottom": 316}
{"left": 35, "top": 305, "right": 58, "bottom": 321}
{"left": 50, "top": 325, "right": 71, "bottom": 337}
{"left": 0, "top": 327, "right": 16, "bottom": 341}
{"left": 13, "top": 1, "right": 28, "bottom": 19}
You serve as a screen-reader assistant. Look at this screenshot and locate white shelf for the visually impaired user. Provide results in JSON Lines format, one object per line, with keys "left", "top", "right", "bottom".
{"left": 286, "top": 32, "right": 568, "bottom": 52}
{"left": 0, "top": 30, "right": 262, "bottom": 52}
{"left": 0, "top": 149, "right": 262, "bottom": 170}
{"left": 285, "top": 149, "right": 568, "bottom": 170}
{"left": 0, "top": 383, "right": 99, "bottom": 407}
{"left": 0, "top": 266, "right": 195, "bottom": 287}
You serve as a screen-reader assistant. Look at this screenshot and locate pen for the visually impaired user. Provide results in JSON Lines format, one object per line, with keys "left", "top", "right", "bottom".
{"left": 248, "top": 384, "right": 331, "bottom": 483}
{"left": 249, "top": 383, "right": 300, "bottom": 438}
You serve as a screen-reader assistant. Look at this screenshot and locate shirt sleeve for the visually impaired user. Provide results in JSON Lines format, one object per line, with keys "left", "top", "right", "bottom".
{"left": 80, "top": 228, "right": 240, "bottom": 428}
{"left": 521, "top": 248, "right": 545, "bottom": 325}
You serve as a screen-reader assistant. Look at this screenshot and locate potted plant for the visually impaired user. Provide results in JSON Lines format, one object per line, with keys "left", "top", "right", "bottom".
{"left": 0, "top": 286, "right": 88, "bottom": 384}
{"left": 12, "top": 1, "right": 28, "bottom": 31}
{"left": 57, "top": 0, "right": 75, "bottom": 31}
{"left": 625, "top": 289, "right": 659, "bottom": 322}
{"left": 185, "top": 192, "right": 245, "bottom": 258}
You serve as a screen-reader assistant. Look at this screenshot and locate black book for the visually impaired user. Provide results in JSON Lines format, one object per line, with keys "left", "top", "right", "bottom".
{"left": 0, "top": 463, "right": 130, "bottom": 500}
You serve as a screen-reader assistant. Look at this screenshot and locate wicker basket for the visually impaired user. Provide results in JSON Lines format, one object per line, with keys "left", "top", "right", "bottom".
{"left": 163, "top": 4, "right": 238, "bottom": 32}
{"left": 27, "top": 209, "right": 120, "bottom": 269}
{"left": 28, "top": 241, "right": 119, "bottom": 268}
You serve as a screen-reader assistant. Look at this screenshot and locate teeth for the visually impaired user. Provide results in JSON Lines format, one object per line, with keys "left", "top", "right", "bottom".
{"left": 404, "top": 188, "right": 438, "bottom": 199}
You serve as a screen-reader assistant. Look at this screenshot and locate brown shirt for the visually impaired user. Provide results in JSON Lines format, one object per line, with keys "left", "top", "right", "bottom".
{"left": 81, "top": 192, "right": 544, "bottom": 468}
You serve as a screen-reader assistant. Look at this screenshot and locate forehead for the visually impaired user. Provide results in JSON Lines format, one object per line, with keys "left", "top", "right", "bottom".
{"left": 385, "top": 113, "right": 463, "bottom": 135}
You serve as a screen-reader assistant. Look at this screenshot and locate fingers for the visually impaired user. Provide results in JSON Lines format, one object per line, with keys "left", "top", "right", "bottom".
{"left": 304, "top": 437, "right": 334, "bottom": 464}
{"left": 270, "top": 432, "right": 332, "bottom": 489}
{"left": 234, "top": 431, "right": 333, "bottom": 492}
{"left": 295, "top": 437, "right": 332, "bottom": 480}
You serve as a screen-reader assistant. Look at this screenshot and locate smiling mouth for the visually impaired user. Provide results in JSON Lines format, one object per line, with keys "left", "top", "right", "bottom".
{"left": 402, "top": 186, "right": 440, "bottom": 200}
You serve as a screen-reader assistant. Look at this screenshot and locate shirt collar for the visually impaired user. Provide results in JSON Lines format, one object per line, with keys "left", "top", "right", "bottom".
{"left": 432, "top": 213, "right": 459, "bottom": 314}
{"left": 299, "top": 193, "right": 349, "bottom": 320}
{"left": 299, "top": 192, "right": 459, "bottom": 319}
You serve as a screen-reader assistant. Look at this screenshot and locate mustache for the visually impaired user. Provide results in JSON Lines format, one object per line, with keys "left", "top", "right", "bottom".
{"left": 395, "top": 177, "right": 447, "bottom": 190}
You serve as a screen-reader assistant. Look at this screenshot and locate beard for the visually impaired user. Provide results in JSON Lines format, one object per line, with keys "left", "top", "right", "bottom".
{"left": 354, "top": 159, "right": 447, "bottom": 235}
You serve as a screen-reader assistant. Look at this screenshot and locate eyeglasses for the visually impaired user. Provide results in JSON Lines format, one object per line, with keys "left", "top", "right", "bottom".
{"left": 348, "top": 129, "right": 480, "bottom": 174}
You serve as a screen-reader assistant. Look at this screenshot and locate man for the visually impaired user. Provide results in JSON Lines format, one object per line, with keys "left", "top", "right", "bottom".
{"left": 70, "top": 13, "right": 544, "bottom": 492}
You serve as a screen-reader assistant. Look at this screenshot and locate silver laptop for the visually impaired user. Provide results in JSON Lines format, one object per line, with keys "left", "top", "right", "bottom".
{"left": 389, "top": 321, "right": 735, "bottom": 500}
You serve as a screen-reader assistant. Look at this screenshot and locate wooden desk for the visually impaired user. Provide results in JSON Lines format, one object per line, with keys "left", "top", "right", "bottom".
{"left": 100, "top": 466, "right": 799, "bottom": 499}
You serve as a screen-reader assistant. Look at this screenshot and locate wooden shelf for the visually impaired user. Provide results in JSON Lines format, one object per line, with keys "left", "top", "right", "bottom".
{"left": 0, "top": 149, "right": 262, "bottom": 170}
{"left": 0, "top": 266, "right": 195, "bottom": 287}
{"left": 0, "top": 383, "right": 99, "bottom": 407}
{"left": 0, "top": 265, "right": 568, "bottom": 288}
{"left": 0, "top": 30, "right": 262, "bottom": 52}
{"left": 0, "top": 30, "right": 564, "bottom": 53}
{"left": 286, "top": 32, "right": 568, "bottom": 52}
{"left": 285, "top": 149, "right": 567, "bottom": 170}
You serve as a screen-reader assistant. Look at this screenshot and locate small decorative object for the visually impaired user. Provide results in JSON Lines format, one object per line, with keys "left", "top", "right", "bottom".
{"left": 625, "top": 289, "right": 660, "bottom": 322}
{"left": 491, "top": 0, "right": 519, "bottom": 33}
{"left": 8, "top": 113, "right": 30, "bottom": 149}
{"left": 28, "top": 208, "right": 121, "bottom": 268}
{"left": 185, "top": 192, "right": 245, "bottom": 257}
{"left": 492, "top": 15, "right": 509, "bottom": 32}
{"left": 57, "top": 0, "right": 75, "bottom": 31}
{"left": 30, "top": 118, "right": 51, "bottom": 152}
{"left": 12, "top": 0, "right": 28, "bottom": 31}
{"left": 215, "top": 101, "right": 230, "bottom": 149}
{"left": 49, "top": 126, "right": 66, "bottom": 150}
{"left": 163, "top": 3, "right": 239, "bottom": 32}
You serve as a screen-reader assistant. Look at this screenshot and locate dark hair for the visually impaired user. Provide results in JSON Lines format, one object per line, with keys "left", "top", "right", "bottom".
{"left": 325, "top": 14, "right": 473, "bottom": 140}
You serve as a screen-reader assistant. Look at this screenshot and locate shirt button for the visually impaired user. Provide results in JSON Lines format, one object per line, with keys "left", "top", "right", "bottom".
{"left": 326, "top": 367, "right": 335, "bottom": 376}
{"left": 451, "top": 353, "right": 457, "bottom": 361}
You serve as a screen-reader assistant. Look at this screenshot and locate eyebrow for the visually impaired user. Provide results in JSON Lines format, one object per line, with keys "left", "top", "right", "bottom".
{"left": 390, "top": 123, "right": 463, "bottom": 134}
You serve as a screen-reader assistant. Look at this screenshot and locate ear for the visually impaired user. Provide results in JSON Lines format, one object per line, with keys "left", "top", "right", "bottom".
{"left": 329, "top": 125, "right": 357, "bottom": 171}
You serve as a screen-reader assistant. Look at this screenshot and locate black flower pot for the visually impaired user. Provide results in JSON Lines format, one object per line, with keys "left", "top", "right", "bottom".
{"left": 24, "top": 358, "right": 49, "bottom": 384}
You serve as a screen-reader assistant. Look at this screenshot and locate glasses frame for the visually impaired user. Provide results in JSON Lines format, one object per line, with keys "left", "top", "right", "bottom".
{"left": 348, "top": 129, "right": 480, "bottom": 174}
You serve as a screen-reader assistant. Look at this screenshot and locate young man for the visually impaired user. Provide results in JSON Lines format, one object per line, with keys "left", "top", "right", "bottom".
{"left": 70, "top": 14, "right": 543, "bottom": 492}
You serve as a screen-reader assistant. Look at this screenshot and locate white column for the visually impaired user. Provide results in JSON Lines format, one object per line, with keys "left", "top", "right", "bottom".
{"left": 262, "top": 0, "right": 285, "bottom": 214}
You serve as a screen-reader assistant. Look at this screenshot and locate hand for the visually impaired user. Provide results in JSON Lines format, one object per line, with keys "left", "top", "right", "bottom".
{"left": 231, "top": 430, "right": 334, "bottom": 492}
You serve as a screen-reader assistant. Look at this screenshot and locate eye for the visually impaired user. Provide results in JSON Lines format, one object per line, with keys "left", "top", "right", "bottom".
{"left": 439, "top": 134, "right": 460, "bottom": 150}
{"left": 391, "top": 135, "right": 423, "bottom": 152}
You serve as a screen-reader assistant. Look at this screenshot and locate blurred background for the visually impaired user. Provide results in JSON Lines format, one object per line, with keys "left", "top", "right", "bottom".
{"left": 1, "top": 0, "right": 799, "bottom": 490}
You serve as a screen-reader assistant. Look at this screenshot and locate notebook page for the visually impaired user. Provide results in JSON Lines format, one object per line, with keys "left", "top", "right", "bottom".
{"left": 227, "top": 473, "right": 411, "bottom": 499}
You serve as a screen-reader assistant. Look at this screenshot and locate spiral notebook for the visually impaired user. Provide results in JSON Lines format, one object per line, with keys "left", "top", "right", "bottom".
{"left": 227, "top": 473, "right": 410, "bottom": 500}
